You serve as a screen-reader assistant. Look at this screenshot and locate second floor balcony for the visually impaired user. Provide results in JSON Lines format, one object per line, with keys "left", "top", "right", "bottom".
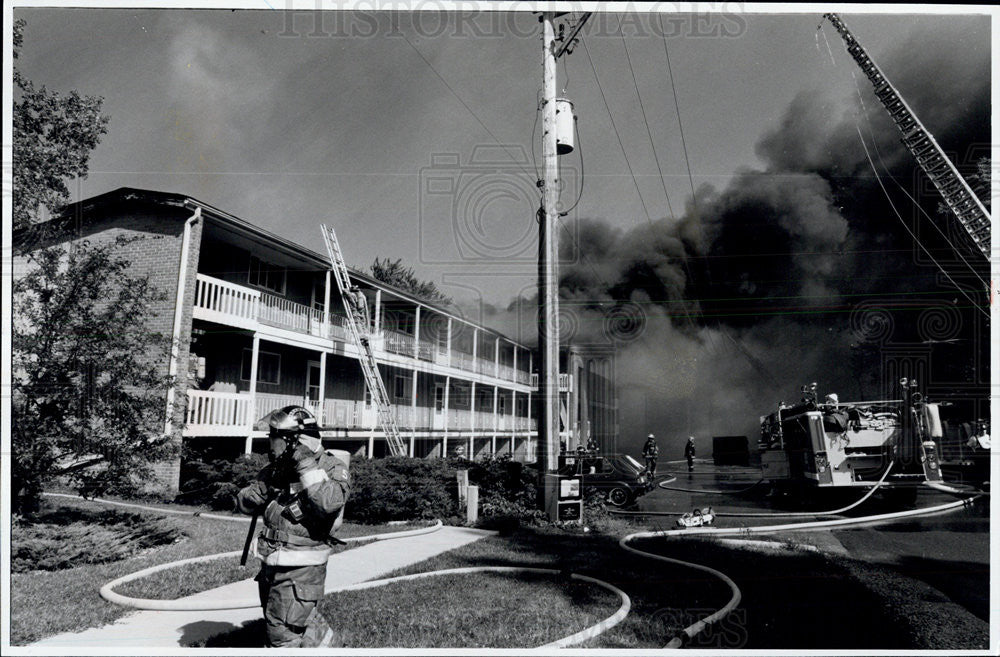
{"left": 193, "top": 273, "right": 530, "bottom": 384}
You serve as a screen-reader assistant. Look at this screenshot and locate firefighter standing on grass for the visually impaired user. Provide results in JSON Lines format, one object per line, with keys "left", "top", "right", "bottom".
{"left": 237, "top": 406, "right": 350, "bottom": 648}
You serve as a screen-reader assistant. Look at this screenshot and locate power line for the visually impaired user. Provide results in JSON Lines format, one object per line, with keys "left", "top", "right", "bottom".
{"left": 855, "top": 124, "right": 989, "bottom": 320}
{"left": 659, "top": 15, "right": 700, "bottom": 226}
{"left": 580, "top": 34, "right": 654, "bottom": 228}
{"left": 618, "top": 23, "right": 676, "bottom": 221}
{"left": 843, "top": 67, "right": 988, "bottom": 290}
{"left": 401, "top": 31, "right": 532, "bottom": 180}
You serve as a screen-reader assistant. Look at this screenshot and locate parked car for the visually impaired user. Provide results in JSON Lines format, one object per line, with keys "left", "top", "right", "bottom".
{"left": 558, "top": 453, "right": 654, "bottom": 507}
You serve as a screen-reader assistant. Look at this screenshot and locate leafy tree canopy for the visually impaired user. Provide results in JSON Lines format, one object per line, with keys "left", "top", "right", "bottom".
{"left": 13, "top": 18, "right": 110, "bottom": 236}
{"left": 370, "top": 257, "right": 452, "bottom": 305}
{"left": 12, "top": 20, "right": 171, "bottom": 513}
{"left": 12, "top": 239, "right": 175, "bottom": 513}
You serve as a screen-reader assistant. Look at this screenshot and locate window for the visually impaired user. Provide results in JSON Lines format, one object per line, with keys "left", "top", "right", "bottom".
{"left": 498, "top": 396, "right": 506, "bottom": 415}
{"left": 241, "top": 349, "right": 280, "bottom": 384}
{"left": 451, "top": 384, "right": 470, "bottom": 409}
{"left": 394, "top": 374, "right": 409, "bottom": 401}
{"left": 248, "top": 255, "right": 286, "bottom": 294}
{"left": 311, "top": 279, "right": 326, "bottom": 312}
{"left": 435, "top": 385, "right": 445, "bottom": 413}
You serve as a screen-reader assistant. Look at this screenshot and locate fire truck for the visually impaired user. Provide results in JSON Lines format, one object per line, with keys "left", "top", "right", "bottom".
{"left": 759, "top": 381, "right": 944, "bottom": 496}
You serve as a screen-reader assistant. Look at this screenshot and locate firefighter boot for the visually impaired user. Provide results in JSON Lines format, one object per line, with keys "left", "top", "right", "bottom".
{"left": 300, "top": 607, "right": 343, "bottom": 647}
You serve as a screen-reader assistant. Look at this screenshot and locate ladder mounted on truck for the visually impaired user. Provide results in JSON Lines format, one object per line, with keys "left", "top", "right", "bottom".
{"left": 823, "top": 13, "right": 991, "bottom": 258}
{"left": 320, "top": 224, "right": 407, "bottom": 457}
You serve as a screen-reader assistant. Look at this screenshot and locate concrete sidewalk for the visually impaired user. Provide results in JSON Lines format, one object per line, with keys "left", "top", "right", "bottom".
{"left": 33, "top": 525, "right": 494, "bottom": 649}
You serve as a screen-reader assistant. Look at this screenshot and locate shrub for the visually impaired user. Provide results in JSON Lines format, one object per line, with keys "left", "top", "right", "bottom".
{"left": 466, "top": 455, "right": 546, "bottom": 525}
{"left": 12, "top": 507, "right": 184, "bottom": 572}
{"left": 346, "top": 456, "right": 460, "bottom": 524}
{"left": 176, "top": 448, "right": 268, "bottom": 510}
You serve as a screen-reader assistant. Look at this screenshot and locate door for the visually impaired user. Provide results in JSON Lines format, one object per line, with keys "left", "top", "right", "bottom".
{"left": 306, "top": 361, "right": 322, "bottom": 419}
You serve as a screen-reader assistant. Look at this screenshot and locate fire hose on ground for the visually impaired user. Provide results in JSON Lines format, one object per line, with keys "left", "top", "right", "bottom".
{"left": 60, "top": 494, "right": 630, "bottom": 647}
{"left": 52, "top": 478, "right": 984, "bottom": 649}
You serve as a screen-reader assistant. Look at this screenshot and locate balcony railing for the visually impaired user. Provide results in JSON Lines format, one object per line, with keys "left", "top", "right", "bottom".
{"left": 452, "top": 352, "right": 476, "bottom": 372}
{"left": 497, "top": 364, "right": 518, "bottom": 382}
{"left": 185, "top": 391, "right": 254, "bottom": 436}
{"left": 194, "top": 275, "right": 259, "bottom": 329}
{"left": 416, "top": 338, "right": 435, "bottom": 361}
{"left": 475, "top": 357, "right": 498, "bottom": 377}
{"left": 475, "top": 411, "right": 496, "bottom": 431}
{"left": 259, "top": 292, "right": 321, "bottom": 334}
{"left": 528, "top": 373, "right": 572, "bottom": 392}
{"left": 185, "top": 390, "right": 538, "bottom": 437}
{"left": 383, "top": 329, "right": 416, "bottom": 357}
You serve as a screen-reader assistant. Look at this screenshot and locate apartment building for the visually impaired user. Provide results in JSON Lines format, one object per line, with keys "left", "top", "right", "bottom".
{"left": 17, "top": 188, "right": 617, "bottom": 492}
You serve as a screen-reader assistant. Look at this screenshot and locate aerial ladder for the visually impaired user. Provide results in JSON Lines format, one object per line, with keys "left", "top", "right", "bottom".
{"left": 320, "top": 224, "right": 407, "bottom": 456}
{"left": 823, "top": 13, "right": 991, "bottom": 259}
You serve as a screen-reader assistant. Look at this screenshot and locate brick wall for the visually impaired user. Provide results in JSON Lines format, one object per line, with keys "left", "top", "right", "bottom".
{"left": 21, "top": 202, "right": 204, "bottom": 495}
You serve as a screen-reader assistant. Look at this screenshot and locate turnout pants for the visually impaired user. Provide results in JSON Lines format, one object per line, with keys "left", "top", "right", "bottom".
{"left": 256, "top": 563, "right": 336, "bottom": 647}
{"left": 645, "top": 457, "right": 657, "bottom": 476}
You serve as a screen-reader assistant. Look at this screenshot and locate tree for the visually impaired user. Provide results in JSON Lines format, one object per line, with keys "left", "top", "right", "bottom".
{"left": 12, "top": 239, "right": 176, "bottom": 513}
{"left": 12, "top": 20, "right": 171, "bottom": 513}
{"left": 370, "top": 257, "right": 452, "bottom": 305}
{"left": 13, "top": 18, "right": 110, "bottom": 237}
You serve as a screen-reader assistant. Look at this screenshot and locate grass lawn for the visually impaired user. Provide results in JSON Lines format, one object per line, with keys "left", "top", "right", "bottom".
{"left": 330, "top": 571, "right": 616, "bottom": 648}
{"left": 203, "top": 518, "right": 991, "bottom": 650}
{"left": 9, "top": 494, "right": 430, "bottom": 646}
{"left": 204, "top": 522, "right": 730, "bottom": 649}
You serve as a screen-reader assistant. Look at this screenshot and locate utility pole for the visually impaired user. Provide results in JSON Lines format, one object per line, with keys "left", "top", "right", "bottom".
{"left": 538, "top": 11, "right": 590, "bottom": 474}
{"left": 539, "top": 11, "right": 560, "bottom": 474}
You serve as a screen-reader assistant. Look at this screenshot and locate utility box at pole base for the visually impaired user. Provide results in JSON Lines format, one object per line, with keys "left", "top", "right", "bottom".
{"left": 544, "top": 473, "right": 583, "bottom": 523}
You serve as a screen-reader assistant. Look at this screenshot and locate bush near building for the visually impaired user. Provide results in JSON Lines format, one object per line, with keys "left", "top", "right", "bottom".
{"left": 175, "top": 452, "right": 557, "bottom": 524}
{"left": 176, "top": 446, "right": 268, "bottom": 510}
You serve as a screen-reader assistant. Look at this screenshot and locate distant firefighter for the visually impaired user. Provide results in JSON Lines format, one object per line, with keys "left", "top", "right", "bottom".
{"left": 684, "top": 436, "right": 696, "bottom": 473}
{"left": 346, "top": 285, "right": 371, "bottom": 337}
{"left": 642, "top": 434, "right": 659, "bottom": 476}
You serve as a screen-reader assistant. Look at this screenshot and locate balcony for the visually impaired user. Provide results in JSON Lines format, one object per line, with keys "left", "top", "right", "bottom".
{"left": 529, "top": 373, "right": 573, "bottom": 392}
{"left": 383, "top": 328, "right": 415, "bottom": 357}
{"left": 416, "top": 338, "right": 435, "bottom": 361}
{"left": 192, "top": 274, "right": 532, "bottom": 387}
{"left": 193, "top": 275, "right": 259, "bottom": 330}
{"left": 183, "top": 390, "right": 535, "bottom": 437}
{"left": 497, "top": 363, "right": 518, "bottom": 382}
{"left": 451, "top": 351, "right": 476, "bottom": 373}
{"left": 185, "top": 391, "right": 255, "bottom": 436}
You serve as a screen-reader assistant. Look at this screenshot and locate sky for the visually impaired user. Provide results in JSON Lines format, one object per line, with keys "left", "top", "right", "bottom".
{"left": 11, "top": 3, "right": 994, "bottom": 452}
{"left": 14, "top": 5, "right": 986, "bottom": 303}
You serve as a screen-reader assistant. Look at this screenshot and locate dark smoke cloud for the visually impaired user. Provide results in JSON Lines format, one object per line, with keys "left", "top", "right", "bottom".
{"left": 476, "top": 16, "right": 990, "bottom": 458}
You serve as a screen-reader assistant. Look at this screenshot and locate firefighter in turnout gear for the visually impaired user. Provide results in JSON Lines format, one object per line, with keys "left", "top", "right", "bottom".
{"left": 684, "top": 436, "right": 697, "bottom": 473}
{"left": 237, "top": 406, "right": 350, "bottom": 648}
{"left": 642, "top": 434, "right": 659, "bottom": 477}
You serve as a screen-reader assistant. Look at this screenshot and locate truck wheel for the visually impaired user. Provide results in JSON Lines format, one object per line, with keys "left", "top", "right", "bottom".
{"left": 607, "top": 487, "right": 631, "bottom": 507}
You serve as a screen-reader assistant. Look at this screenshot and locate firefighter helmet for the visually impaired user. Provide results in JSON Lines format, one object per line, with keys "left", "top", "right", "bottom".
{"left": 269, "top": 405, "right": 320, "bottom": 440}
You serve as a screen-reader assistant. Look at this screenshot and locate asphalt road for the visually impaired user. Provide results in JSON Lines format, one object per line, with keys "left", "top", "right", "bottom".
{"left": 631, "top": 464, "right": 990, "bottom": 622}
